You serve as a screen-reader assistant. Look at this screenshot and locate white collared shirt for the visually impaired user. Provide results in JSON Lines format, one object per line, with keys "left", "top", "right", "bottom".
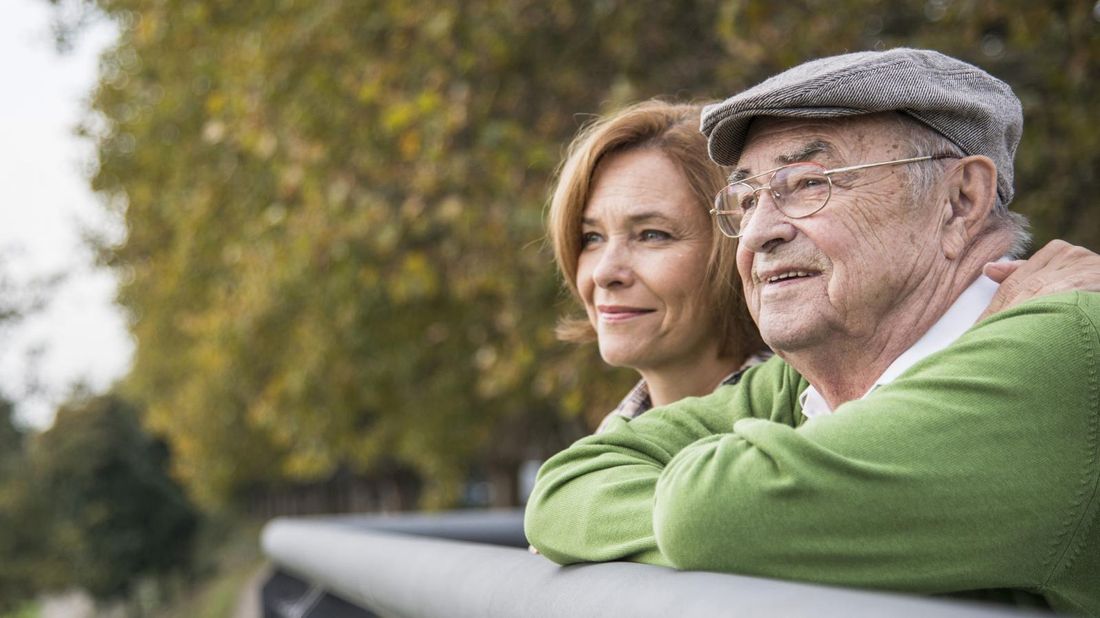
{"left": 799, "top": 272, "right": 1001, "bottom": 419}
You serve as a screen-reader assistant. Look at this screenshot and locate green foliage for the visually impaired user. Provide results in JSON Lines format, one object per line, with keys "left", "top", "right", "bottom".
{"left": 68, "top": 0, "right": 1098, "bottom": 507}
{"left": 0, "top": 601, "right": 39, "bottom": 618}
{"left": 0, "top": 257, "right": 32, "bottom": 341}
{"left": 0, "top": 399, "right": 44, "bottom": 612}
{"left": 153, "top": 517, "right": 263, "bottom": 618}
{"left": 0, "top": 274, "right": 19, "bottom": 330}
{"left": 0, "top": 399, "right": 21, "bottom": 470}
{"left": 28, "top": 394, "right": 199, "bottom": 601}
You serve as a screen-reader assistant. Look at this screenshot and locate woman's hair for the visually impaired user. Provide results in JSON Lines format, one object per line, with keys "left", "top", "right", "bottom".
{"left": 547, "top": 99, "right": 763, "bottom": 360}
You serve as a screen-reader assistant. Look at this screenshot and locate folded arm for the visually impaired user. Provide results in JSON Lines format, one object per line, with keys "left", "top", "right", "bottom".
{"left": 654, "top": 293, "right": 1099, "bottom": 594}
{"left": 527, "top": 293, "right": 1100, "bottom": 600}
{"left": 524, "top": 358, "right": 803, "bottom": 565}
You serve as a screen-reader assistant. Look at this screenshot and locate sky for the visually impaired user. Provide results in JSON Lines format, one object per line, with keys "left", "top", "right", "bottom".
{"left": 0, "top": 0, "right": 130, "bottom": 428}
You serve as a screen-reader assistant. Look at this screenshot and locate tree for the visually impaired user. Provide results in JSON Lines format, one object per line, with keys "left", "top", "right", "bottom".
{"left": 0, "top": 398, "right": 21, "bottom": 471}
{"left": 52, "top": 0, "right": 1098, "bottom": 507}
{"left": 30, "top": 394, "right": 199, "bottom": 601}
{"left": 0, "top": 264, "right": 52, "bottom": 610}
{"left": 0, "top": 397, "right": 46, "bottom": 612}
{"left": 0, "top": 254, "right": 32, "bottom": 369}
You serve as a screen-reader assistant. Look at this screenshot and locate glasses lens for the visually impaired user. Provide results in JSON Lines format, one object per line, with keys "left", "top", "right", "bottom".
{"left": 771, "top": 164, "right": 830, "bottom": 218}
{"left": 713, "top": 186, "right": 745, "bottom": 237}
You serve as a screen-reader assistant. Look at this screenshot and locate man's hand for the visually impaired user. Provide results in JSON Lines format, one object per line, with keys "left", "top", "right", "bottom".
{"left": 981, "top": 240, "right": 1100, "bottom": 320}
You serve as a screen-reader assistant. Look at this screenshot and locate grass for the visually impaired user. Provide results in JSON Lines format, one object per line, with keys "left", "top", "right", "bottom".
{"left": 152, "top": 518, "right": 266, "bottom": 618}
{"left": 0, "top": 602, "right": 39, "bottom": 618}
{"left": 0, "top": 518, "right": 266, "bottom": 618}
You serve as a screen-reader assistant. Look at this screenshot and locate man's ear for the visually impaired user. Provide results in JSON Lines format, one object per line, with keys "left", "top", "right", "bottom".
{"left": 940, "top": 155, "right": 998, "bottom": 260}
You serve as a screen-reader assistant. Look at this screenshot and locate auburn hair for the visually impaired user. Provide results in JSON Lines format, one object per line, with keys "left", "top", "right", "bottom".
{"left": 547, "top": 100, "right": 762, "bottom": 360}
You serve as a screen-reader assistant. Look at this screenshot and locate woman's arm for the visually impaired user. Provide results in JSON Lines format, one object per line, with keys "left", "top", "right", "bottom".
{"left": 981, "top": 239, "right": 1100, "bottom": 319}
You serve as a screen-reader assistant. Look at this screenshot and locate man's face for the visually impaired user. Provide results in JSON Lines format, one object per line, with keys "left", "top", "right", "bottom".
{"left": 734, "top": 114, "right": 948, "bottom": 354}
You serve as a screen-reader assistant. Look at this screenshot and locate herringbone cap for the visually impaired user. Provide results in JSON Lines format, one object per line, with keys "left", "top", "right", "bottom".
{"left": 701, "top": 48, "right": 1022, "bottom": 205}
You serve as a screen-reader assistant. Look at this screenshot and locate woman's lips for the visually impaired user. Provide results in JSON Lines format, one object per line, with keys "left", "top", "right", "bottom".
{"left": 597, "top": 305, "right": 656, "bottom": 322}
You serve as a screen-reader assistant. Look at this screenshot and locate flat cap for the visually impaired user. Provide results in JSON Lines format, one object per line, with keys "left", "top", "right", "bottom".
{"left": 701, "top": 48, "right": 1022, "bottom": 205}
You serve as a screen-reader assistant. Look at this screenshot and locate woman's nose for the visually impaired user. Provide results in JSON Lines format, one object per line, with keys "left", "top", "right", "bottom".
{"left": 591, "top": 240, "right": 634, "bottom": 289}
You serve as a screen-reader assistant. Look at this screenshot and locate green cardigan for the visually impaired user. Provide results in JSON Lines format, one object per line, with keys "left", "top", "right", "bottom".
{"left": 525, "top": 292, "right": 1100, "bottom": 615}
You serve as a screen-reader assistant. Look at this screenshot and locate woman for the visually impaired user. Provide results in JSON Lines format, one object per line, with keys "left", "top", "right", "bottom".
{"left": 547, "top": 100, "right": 769, "bottom": 432}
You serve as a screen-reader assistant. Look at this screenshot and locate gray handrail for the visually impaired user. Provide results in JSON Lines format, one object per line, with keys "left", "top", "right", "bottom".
{"left": 261, "top": 511, "right": 1042, "bottom": 618}
{"left": 304, "top": 508, "right": 529, "bottom": 547}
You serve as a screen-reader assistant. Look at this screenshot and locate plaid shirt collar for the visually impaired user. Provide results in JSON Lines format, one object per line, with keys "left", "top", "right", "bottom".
{"left": 595, "top": 350, "right": 772, "bottom": 434}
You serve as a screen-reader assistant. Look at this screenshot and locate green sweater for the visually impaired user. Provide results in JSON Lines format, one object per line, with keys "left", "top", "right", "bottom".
{"left": 525, "top": 292, "right": 1100, "bottom": 615}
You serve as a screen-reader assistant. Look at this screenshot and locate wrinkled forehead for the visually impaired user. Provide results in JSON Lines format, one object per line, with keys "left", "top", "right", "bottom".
{"left": 731, "top": 114, "right": 900, "bottom": 182}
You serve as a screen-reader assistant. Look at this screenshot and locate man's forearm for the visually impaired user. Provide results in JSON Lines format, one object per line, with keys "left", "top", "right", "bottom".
{"left": 525, "top": 359, "right": 795, "bottom": 564}
{"left": 524, "top": 429, "right": 671, "bottom": 565}
{"left": 527, "top": 295, "right": 1099, "bottom": 603}
{"left": 650, "top": 294, "right": 1098, "bottom": 598}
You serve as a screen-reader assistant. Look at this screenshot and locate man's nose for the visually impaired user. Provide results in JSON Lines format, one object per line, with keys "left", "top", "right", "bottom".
{"left": 738, "top": 190, "right": 796, "bottom": 253}
{"left": 591, "top": 240, "right": 635, "bottom": 289}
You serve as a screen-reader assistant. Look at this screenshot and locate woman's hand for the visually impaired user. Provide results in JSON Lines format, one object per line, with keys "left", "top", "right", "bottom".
{"left": 980, "top": 240, "right": 1100, "bottom": 320}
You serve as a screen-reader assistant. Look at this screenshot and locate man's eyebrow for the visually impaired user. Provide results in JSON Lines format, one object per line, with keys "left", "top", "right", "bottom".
{"left": 727, "top": 140, "right": 833, "bottom": 183}
{"left": 777, "top": 140, "right": 831, "bottom": 164}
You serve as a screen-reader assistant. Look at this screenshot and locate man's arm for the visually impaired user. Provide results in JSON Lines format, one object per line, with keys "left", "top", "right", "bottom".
{"left": 652, "top": 292, "right": 1099, "bottom": 600}
{"left": 524, "top": 357, "right": 804, "bottom": 565}
{"left": 527, "top": 292, "right": 1100, "bottom": 610}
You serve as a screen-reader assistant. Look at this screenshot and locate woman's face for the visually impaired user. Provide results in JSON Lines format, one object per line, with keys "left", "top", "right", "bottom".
{"left": 577, "top": 148, "right": 721, "bottom": 375}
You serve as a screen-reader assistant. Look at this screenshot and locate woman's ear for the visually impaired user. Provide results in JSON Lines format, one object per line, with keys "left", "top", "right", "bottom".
{"left": 940, "top": 155, "right": 998, "bottom": 260}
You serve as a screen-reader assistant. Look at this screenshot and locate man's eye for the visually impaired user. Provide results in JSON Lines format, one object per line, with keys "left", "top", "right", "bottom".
{"left": 640, "top": 229, "right": 671, "bottom": 241}
{"left": 580, "top": 231, "right": 602, "bottom": 247}
{"left": 740, "top": 195, "right": 758, "bottom": 212}
{"left": 792, "top": 175, "right": 828, "bottom": 192}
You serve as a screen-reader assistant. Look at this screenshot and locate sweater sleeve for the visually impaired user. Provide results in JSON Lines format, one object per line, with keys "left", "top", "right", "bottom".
{"left": 524, "top": 357, "right": 802, "bottom": 565}
{"left": 653, "top": 292, "right": 1100, "bottom": 600}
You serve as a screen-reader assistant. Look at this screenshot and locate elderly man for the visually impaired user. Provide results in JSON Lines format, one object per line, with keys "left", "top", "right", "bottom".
{"left": 525, "top": 49, "right": 1099, "bottom": 614}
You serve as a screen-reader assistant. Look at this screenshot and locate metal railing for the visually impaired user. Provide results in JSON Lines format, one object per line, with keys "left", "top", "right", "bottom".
{"left": 260, "top": 509, "right": 1048, "bottom": 618}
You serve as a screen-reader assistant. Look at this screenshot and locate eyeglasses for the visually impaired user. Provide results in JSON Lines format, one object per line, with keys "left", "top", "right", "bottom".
{"left": 709, "top": 154, "right": 958, "bottom": 238}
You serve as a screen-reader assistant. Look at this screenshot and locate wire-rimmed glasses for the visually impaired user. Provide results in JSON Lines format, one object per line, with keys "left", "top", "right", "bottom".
{"left": 710, "top": 154, "right": 958, "bottom": 238}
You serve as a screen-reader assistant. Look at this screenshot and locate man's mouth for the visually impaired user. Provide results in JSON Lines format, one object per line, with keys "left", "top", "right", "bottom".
{"left": 766, "top": 271, "right": 815, "bottom": 284}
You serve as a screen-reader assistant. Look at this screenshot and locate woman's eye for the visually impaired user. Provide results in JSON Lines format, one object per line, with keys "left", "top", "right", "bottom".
{"left": 640, "top": 229, "right": 672, "bottom": 241}
{"left": 580, "top": 231, "right": 603, "bottom": 247}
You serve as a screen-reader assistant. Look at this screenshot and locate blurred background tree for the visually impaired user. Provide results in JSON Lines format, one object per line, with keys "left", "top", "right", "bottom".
{"left": 0, "top": 397, "right": 44, "bottom": 613}
{"left": 0, "top": 392, "right": 199, "bottom": 611}
{"left": 41, "top": 0, "right": 1098, "bottom": 511}
{"left": 29, "top": 394, "right": 199, "bottom": 602}
{"left": 0, "top": 269, "right": 21, "bottom": 329}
